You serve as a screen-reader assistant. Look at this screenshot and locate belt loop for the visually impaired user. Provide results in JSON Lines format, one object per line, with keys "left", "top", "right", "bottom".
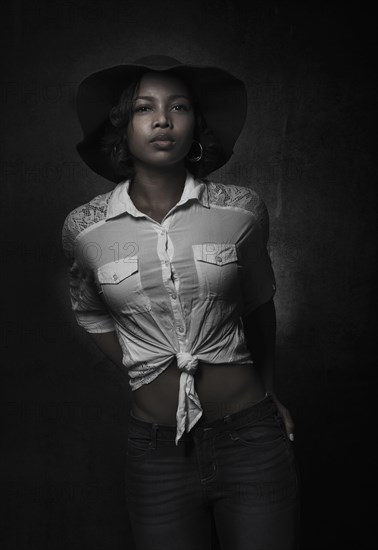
{"left": 149, "top": 424, "right": 158, "bottom": 450}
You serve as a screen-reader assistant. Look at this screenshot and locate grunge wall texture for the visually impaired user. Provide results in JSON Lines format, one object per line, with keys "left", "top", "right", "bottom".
{"left": 1, "top": 1, "right": 376, "bottom": 549}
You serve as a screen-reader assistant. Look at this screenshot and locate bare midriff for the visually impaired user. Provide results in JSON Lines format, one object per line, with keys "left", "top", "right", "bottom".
{"left": 130, "top": 357, "right": 266, "bottom": 425}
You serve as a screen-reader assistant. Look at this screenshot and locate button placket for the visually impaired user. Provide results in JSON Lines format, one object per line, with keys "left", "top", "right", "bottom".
{"left": 154, "top": 226, "right": 186, "bottom": 339}
{"left": 166, "top": 239, "right": 186, "bottom": 340}
{"left": 156, "top": 227, "right": 171, "bottom": 282}
{"left": 171, "top": 292, "right": 186, "bottom": 340}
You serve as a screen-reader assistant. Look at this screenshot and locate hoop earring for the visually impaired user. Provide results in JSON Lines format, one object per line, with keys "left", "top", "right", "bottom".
{"left": 186, "top": 141, "right": 203, "bottom": 163}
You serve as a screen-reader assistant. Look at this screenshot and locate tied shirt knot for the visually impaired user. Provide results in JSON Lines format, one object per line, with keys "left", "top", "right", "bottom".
{"left": 176, "top": 352, "right": 199, "bottom": 374}
{"left": 174, "top": 351, "right": 202, "bottom": 445}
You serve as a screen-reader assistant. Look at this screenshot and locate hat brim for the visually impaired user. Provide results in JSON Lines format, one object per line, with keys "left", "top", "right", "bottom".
{"left": 76, "top": 57, "right": 247, "bottom": 181}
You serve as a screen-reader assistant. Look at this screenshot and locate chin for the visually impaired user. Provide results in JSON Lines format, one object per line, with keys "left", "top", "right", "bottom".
{"left": 148, "top": 156, "right": 187, "bottom": 169}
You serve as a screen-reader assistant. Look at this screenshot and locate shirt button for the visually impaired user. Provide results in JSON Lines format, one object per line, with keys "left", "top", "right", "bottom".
{"left": 216, "top": 256, "right": 222, "bottom": 263}
{"left": 177, "top": 326, "right": 185, "bottom": 334}
{"left": 171, "top": 293, "right": 177, "bottom": 300}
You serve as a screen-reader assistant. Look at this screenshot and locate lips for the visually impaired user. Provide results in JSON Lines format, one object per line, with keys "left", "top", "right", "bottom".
{"left": 150, "top": 133, "right": 175, "bottom": 143}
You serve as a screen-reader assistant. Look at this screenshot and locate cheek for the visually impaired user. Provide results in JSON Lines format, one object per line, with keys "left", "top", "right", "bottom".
{"left": 126, "top": 124, "right": 146, "bottom": 153}
{"left": 180, "top": 118, "right": 195, "bottom": 144}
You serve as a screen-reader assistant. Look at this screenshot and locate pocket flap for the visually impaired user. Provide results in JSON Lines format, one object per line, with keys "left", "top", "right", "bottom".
{"left": 97, "top": 257, "right": 139, "bottom": 284}
{"left": 192, "top": 243, "right": 238, "bottom": 265}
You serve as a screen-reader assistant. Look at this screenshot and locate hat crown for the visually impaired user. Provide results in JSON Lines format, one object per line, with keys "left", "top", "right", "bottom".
{"left": 133, "top": 55, "right": 182, "bottom": 69}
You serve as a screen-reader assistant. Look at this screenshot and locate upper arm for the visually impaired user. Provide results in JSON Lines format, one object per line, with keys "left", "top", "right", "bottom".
{"left": 238, "top": 193, "right": 276, "bottom": 317}
{"left": 61, "top": 212, "right": 116, "bottom": 334}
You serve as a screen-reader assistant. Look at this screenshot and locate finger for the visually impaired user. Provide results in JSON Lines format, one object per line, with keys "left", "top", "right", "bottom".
{"left": 282, "top": 410, "right": 295, "bottom": 441}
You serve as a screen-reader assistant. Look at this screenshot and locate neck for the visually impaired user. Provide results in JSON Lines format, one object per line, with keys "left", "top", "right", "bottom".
{"left": 130, "top": 164, "right": 187, "bottom": 207}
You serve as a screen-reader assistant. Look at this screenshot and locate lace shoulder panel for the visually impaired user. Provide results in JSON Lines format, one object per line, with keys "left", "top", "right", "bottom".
{"left": 207, "top": 182, "right": 269, "bottom": 243}
{"left": 207, "top": 182, "right": 262, "bottom": 211}
{"left": 62, "top": 191, "right": 113, "bottom": 259}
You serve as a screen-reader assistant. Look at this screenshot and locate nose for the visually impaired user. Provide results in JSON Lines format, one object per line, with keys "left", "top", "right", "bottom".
{"left": 152, "top": 108, "right": 171, "bottom": 128}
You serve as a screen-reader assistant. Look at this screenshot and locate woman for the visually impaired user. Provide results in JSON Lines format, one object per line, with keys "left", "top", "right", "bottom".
{"left": 62, "top": 55, "right": 300, "bottom": 550}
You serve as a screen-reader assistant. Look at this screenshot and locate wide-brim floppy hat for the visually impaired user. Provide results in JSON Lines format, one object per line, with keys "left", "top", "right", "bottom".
{"left": 76, "top": 55, "right": 247, "bottom": 182}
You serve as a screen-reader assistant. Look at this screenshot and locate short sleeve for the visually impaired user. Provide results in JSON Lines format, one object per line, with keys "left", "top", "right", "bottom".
{"left": 237, "top": 195, "right": 276, "bottom": 317}
{"left": 61, "top": 212, "right": 116, "bottom": 333}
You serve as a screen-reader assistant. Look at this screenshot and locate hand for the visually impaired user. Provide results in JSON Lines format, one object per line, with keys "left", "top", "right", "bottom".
{"left": 269, "top": 392, "right": 295, "bottom": 442}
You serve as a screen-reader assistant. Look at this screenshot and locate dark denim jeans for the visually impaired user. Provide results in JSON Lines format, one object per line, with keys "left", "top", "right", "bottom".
{"left": 124, "top": 394, "right": 300, "bottom": 550}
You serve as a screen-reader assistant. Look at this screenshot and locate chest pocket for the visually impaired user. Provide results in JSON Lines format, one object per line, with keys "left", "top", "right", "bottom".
{"left": 192, "top": 243, "right": 239, "bottom": 301}
{"left": 97, "top": 257, "right": 151, "bottom": 315}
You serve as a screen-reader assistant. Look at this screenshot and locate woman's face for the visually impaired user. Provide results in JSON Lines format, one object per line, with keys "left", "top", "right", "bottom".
{"left": 126, "top": 71, "right": 195, "bottom": 171}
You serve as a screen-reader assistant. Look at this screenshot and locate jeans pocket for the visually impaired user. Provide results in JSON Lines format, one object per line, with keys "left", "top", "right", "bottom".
{"left": 229, "top": 415, "right": 284, "bottom": 448}
{"left": 126, "top": 433, "right": 152, "bottom": 459}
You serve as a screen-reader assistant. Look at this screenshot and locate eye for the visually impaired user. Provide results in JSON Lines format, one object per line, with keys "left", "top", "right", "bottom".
{"left": 134, "top": 105, "right": 152, "bottom": 113}
{"left": 171, "top": 104, "right": 191, "bottom": 112}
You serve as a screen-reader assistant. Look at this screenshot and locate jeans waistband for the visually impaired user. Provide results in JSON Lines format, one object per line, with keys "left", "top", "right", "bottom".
{"left": 128, "top": 392, "right": 278, "bottom": 442}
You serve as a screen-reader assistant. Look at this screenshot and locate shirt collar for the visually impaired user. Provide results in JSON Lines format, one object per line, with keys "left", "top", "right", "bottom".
{"left": 105, "top": 170, "right": 209, "bottom": 221}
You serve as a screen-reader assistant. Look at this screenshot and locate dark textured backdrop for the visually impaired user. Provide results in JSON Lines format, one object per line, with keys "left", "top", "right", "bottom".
{"left": 1, "top": 1, "right": 376, "bottom": 549}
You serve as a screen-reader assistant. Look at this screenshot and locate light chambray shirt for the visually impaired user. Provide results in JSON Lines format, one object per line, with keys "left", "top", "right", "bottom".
{"left": 61, "top": 171, "right": 276, "bottom": 444}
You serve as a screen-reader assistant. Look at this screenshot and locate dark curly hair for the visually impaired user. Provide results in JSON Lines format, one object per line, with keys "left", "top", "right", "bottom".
{"left": 100, "top": 71, "right": 223, "bottom": 180}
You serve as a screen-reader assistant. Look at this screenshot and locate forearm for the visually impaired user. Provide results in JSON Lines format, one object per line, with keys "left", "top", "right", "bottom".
{"left": 88, "top": 330, "right": 124, "bottom": 369}
{"left": 242, "top": 298, "right": 276, "bottom": 393}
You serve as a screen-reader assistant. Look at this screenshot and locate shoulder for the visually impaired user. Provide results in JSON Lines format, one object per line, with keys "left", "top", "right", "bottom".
{"left": 61, "top": 190, "right": 113, "bottom": 256}
{"left": 206, "top": 180, "right": 270, "bottom": 243}
{"left": 206, "top": 181, "right": 267, "bottom": 218}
